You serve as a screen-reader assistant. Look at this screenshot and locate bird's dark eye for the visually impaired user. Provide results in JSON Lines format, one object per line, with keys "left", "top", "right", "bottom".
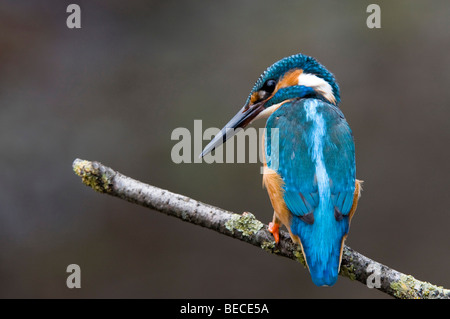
{"left": 261, "top": 79, "right": 277, "bottom": 93}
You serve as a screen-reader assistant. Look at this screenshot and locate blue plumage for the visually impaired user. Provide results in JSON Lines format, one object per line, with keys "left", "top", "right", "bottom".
{"left": 266, "top": 98, "right": 355, "bottom": 286}
{"left": 266, "top": 85, "right": 315, "bottom": 108}
{"left": 246, "top": 54, "right": 341, "bottom": 105}
{"left": 201, "top": 53, "right": 360, "bottom": 287}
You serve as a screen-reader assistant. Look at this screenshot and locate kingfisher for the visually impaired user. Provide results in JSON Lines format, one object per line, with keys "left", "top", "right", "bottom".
{"left": 200, "top": 53, "right": 362, "bottom": 287}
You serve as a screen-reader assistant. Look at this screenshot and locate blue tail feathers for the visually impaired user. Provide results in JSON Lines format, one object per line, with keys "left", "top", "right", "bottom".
{"left": 291, "top": 210, "right": 349, "bottom": 287}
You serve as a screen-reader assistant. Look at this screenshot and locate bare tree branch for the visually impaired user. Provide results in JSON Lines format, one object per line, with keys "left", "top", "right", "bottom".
{"left": 72, "top": 158, "right": 450, "bottom": 299}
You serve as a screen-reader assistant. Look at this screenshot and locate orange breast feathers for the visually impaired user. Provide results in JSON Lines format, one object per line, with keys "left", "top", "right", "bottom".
{"left": 262, "top": 167, "right": 292, "bottom": 230}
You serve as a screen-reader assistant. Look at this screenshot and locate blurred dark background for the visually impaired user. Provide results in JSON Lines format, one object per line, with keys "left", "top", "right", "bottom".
{"left": 1, "top": 0, "right": 449, "bottom": 299}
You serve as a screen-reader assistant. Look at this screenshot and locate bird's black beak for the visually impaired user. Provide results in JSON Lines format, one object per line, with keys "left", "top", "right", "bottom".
{"left": 200, "top": 100, "right": 265, "bottom": 158}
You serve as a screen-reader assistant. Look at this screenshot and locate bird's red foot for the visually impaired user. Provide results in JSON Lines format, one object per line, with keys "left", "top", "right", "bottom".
{"left": 268, "top": 222, "right": 280, "bottom": 244}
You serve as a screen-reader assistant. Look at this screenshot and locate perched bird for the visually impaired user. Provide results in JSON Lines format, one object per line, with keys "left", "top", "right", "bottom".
{"left": 200, "top": 54, "right": 362, "bottom": 287}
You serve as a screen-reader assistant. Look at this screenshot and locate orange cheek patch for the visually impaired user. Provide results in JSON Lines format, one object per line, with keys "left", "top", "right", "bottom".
{"left": 251, "top": 69, "right": 303, "bottom": 105}
{"left": 275, "top": 69, "right": 303, "bottom": 92}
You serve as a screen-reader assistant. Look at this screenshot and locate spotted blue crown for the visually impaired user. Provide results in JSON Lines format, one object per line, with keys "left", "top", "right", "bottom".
{"left": 245, "top": 53, "right": 341, "bottom": 105}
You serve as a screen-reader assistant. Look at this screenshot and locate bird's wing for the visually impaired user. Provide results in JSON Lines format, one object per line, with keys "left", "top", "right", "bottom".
{"left": 325, "top": 108, "right": 356, "bottom": 216}
{"left": 265, "top": 99, "right": 355, "bottom": 218}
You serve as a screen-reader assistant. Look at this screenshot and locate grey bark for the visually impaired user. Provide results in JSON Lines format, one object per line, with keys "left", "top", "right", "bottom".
{"left": 72, "top": 158, "right": 450, "bottom": 299}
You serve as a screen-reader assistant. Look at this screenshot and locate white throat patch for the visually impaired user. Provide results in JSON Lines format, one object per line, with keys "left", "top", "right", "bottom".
{"left": 298, "top": 73, "right": 336, "bottom": 104}
{"left": 252, "top": 101, "right": 286, "bottom": 122}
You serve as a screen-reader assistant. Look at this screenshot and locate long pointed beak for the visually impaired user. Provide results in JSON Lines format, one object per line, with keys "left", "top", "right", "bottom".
{"left": 200, "top": 101, "right": 265, "bottom": 158}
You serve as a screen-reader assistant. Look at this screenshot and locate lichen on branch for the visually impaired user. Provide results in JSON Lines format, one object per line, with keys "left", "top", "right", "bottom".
{"left": 72, "top": 158, "right": 450, "bottom": 299}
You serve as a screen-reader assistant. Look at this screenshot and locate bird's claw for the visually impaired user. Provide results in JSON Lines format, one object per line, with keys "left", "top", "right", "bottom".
{"left": 268, "top": 222, "right": 280, "bottom": 244}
